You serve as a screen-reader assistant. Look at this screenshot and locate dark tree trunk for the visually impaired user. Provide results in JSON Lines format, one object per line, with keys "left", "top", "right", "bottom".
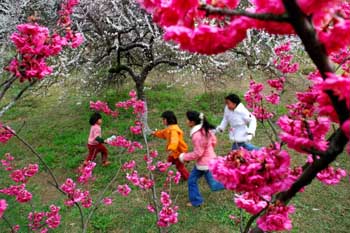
{"left": 135, "top": 79, "right": 145, "bottom": 100}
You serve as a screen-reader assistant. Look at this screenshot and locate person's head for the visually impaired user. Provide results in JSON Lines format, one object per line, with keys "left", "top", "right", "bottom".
{"left": 89, "top": 112, "right": 102, "bottom": 126}
{"left": 225, "top": 94, "right": 241, "bottom": 110}
{"left": 161, "top": 111, "right": 177, "bottom": 126}
{"left": 186, "top": 111, "right": 215, "bottom": 135}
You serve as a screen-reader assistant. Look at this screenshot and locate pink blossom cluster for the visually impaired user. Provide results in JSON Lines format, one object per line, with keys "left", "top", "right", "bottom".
{"left": 330, "top": 47, "right": 350, "bottom": 74}
{"left": 147, "top": 204, "right": 156, "bottom": 213}
{"left": 316, "top": 166, "right": 347, "bottom": 185}
{"left": 0, "top": 199, "right": 7, "bottom": 218}
{"left": 234, "top": 192, "right": 268, "bottom": 215}
{"left": 0, "top": 184, "right": 33, "bottom": 203}
{"left": 156, "top": 161, "right": 172, "bottom": 172}
{"left": 137, "top": 0, "right": 350, "bottom": 55}
{"left": 77, "top": 161, "right": 96, "bottom": 184}
{"left": 0, "top": 124, "right": 14, "bottom": 144}
{"left": 122, "top": 160, "right": 136, "bottom": 171}
{"left": 244, "top": 80, "right": 274, "bottom": 120}
{"left": 115, "top": 90, "right": 146, "bottom": 115}
{"left": 57, "top": 0, "right": 80, "bottom": 27}
{"left": 90, "top": 101, "right": 118, "bottom": 117}
{"left": 107, "top": 135, "right": 143, "bottom": 153}
{"left": 60, "top": 178, "right": 92, "bottom": 208}
{"left": 117, "top": 184, "right": 132, "bottom": 196}
{"left": 165, "top": 170, "right": 181, "bottom": 186}
{"left": 277, "top": 115, "right": 331, "bottom": 153}
{"left": 157, "top": 192, "right": 179, "bottom": 227}
{"left": 273, "top": 42, "right": 299, "bottom": 74}
{"left": 312, "top": 1, "right": 350, "bottom": 54}
{"left": 130, "top": 121, "right": 143, "bottom": 135}
{"left": 28, "top": 205, "right": 61, "bottom": 231}
{"left": 5, "top": 0, "right": 83, "bottom": 82}
{"left": 126, "top": 171, "right": 154, "bottom": 190}
{"left": 256, "top": 202, "right": 295, "bottom": 232}
{"left": 1, "top": 153, "right": 15, "bottom": 171}
{"left": 209, "top": 145, "right": 295, "bottom": 196}
{"left": 267, "top": 77, "right": 286, "bottom": 91}
{"left": 9, "top": 163, "right": 39, "bottom": 183}
{"left": 103, "top": 197, "right": 113, "bottom": 206}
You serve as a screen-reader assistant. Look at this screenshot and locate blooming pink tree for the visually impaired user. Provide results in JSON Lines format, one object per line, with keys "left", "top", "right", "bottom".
{"left": 136, "top": 0, "right": 350, "bottom": 232}
{"left": 0, "top": 0, "right": 83, "bottom": 116}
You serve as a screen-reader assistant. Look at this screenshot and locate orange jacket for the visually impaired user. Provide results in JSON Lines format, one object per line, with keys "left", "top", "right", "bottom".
{"left": 153, "top": 124, "right": 188, "bottom": 159}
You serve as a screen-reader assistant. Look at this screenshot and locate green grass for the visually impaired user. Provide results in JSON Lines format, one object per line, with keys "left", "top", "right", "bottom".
{"left": 1, "top": 81, "right": 350, "bottom": 233}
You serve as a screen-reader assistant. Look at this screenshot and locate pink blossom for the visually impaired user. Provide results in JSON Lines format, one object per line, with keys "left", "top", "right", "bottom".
{"left": 70, "top": 32, "right": 84, "bottom": 48}
{"left": 16, "top": 189, "right": 32, "bottom": 203}
{"left": 157, "top": 192, "right": 178, "bottom": 227}
{"left": 316, "top": 166, "right": 347, "bottom": 185}
{"left": 0, "top": 199, "right": 7, "bottom": 218}
{"left": 61, "top": 178, "right": 76, "bottom": 195}
{"left": 81, "top": 191, "right": 92, "bottom": 208}
{"left": 147, "top": 204, "right": 156, "bottom": 213}
{"left": 23, "top": 164, "right": 39, "bottom": 177}
{"left": 160, "top": 192, "right": 172, "bottom": 207}
{"left": 150, "top": 150, "right": 159, "bottom": 158}
{"left": 0, "top": 124, "right": 14, "bottom": 144}
{"left": 130, "top": 121, "right": 143, "bottom": 135}
{"left": 138, "top": 177, "right": 154, "bottom": 190}
{"left": 210, "top": 145, "right": 293, "bottom": 196}
{"left": 90, "top": 101, "right": 118, "bottom": 117}
{"left": 46, "top": 205, "right": 61, "bottom": 229}
{"left": 122, "top": 160, "right": 136, "bottom": 171}
{"left": 12, "top": 225, "right": 20, "bottom": 232}
{"left": 342, "top": 120, "right": 350, "bottom": 139}
{"left": 265, "top": 93, "right": 280, "bottom": 105}
{"left": 257, "top": 203, "right": 295, "bottom": 232}
{"left": 277, "top": 115, "right": 330, "bottom": 153}
{"left": 10, "top": 169, "right": 26, "bottom": 183}
{"left": 234, "top": 192, "right": 268, "bottom": 215}
{"left": 78, "top": 161, "right": 96, "bottom": 184}
{"left": 117, "top": 184, "right": 131, "bottom": 196}
{"left": 157, "top": 161, "right": 172, "bottom": 172}
{"left": 126, "top": 171, "right": 140, "bottom": 186}
{"left": 267, "top": 77, "right": 285, "bottom": 91}
{"left": 103, "top": 197, "right": 113, "bottom": 206}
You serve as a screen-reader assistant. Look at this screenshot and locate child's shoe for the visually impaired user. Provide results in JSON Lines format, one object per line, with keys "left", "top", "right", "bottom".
{"left": 102, "top": 161, "right": 111, "bottom": 167}
{"left": 186, "top": 202, "right": 201, "bottom": 208}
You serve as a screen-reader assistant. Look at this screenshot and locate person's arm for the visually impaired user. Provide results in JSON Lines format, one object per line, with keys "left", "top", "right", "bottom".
{"left": 179, "top": 133, "right": 204, "bottom": 162}
{"left": 152, "top": 129, "right": 167, "bottom": 139}
{"left": 167, "top": 129, "right": 179, "bottom": 152}
{"left": 216, "top": 107, "right": 229, "bottom": 133}
{"left": 243, "top": 110, "right": 257, "bottom": 136}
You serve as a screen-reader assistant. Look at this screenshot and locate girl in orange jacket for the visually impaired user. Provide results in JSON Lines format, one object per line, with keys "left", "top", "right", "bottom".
{"left": 152, "top": 111, "right": 190, "bottom": 180}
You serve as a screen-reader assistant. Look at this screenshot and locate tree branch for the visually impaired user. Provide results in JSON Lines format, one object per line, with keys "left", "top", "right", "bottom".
{"left": 199, "top": 4, "right": 289, "bottom": 22}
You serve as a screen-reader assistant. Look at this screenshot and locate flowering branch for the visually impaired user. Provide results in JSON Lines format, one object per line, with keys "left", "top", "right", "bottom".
{"left": 199, "top": 4, "right": 289, "bottom": 22}
{"left": 1, "top": 215, "right": 15, "bottom": 233}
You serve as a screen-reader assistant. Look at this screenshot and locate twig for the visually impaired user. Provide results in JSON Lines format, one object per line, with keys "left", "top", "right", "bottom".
{"left": 1, "top": 216, "right": 15, "bottom": 233}
{"left": 82, "top": 165, "right": 122, "bottom": 233}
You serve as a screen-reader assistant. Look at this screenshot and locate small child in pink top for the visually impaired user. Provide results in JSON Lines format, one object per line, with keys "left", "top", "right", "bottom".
{"left": 179, "top": 111, "right": 224, "bottom": 207}
{"left": 85, "top": 113, "right": 111, "bottom": 166}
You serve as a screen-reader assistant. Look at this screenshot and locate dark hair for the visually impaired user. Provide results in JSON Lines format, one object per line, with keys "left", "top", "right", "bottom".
{"left": 161, "top": 111, "right": 177, "bottom": 125}
{"left": 225, "top": 94, "right": 241, "bottom": 105}
{"left": 89, "top": 112, "right": 102, "bottom": 125}
{"left": 186, "top": 111, "right": 215, "bottom": 135}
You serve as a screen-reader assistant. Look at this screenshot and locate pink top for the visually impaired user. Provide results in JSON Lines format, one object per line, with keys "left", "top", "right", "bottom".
{"left": 88, "top": 124, "right": 101, "bottom": 145}
{"left": 180, "top": 125, "right": 217, "bottom": 170}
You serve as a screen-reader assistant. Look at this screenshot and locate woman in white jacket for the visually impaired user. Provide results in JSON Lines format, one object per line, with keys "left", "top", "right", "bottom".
{"left": 216, "top": 94, "right": 259, "bottom": 151}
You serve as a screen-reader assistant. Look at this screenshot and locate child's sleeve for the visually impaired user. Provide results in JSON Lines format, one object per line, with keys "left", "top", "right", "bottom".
{"left": 180, "top": 134, "right": 204, "bottom": 162}
{"left": 153, "top": 129, "right": 167, "bottom": 139}
{"left": 167, "top": 129, "right": 179, "bottom": 152}
{"left": 216, "top": 107, "right": 229, "bottom": 133}
{"left": 243, "top": 110, "right": 257, "bottom": 136}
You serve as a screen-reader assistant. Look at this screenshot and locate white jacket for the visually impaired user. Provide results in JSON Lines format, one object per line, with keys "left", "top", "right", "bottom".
{"left": 216, "top": 103, "right": 257, "bottom": 143}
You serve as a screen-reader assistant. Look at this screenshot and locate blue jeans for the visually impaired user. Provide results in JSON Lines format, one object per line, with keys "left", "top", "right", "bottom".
{"left": 188, "top": 166, "right": 225, "bottom": 207}
{"left": 232, "top": 142, "right": 260, "bottom": 151}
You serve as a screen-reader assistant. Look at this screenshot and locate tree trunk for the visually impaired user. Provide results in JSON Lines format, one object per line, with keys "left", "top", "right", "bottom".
{"left": 135, "top": 79, "right": 145, "bottom": 101}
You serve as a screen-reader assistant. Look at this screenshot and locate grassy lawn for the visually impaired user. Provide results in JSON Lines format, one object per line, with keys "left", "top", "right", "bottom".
{"left": 1, "top": 79, "right": 349, "bottom": 233}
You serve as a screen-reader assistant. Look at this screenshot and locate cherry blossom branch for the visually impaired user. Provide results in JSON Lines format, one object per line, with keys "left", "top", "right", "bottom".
{"left": 199, "top": 4, "right": 289, "bottom": 22}
{"left": 1, "top": 215, "right": 15, "bottom": 233}
{"left": 5, "top": 127, "right": 60, "bottom": 188}
{"left": 142, "top": 127, "right": 162, "bottom": 233}
{"left": 0, "top": 75, "right": 16, "bottom": 102}
{"left": 82, "top": 165, "right": 122, "bottom": 233}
